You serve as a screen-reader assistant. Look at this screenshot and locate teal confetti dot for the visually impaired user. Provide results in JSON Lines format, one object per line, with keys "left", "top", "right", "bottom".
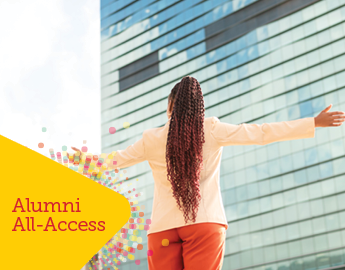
{"left": 42, "top": 127, "right": 47, "bottom": 132}
{"left": 62, "top": 145, "right": 67, "bottom": 151}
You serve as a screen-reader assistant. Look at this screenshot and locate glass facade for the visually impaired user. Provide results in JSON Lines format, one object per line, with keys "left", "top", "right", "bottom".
{"left": 100, "top": 0, "right": 345, "bottom": 269}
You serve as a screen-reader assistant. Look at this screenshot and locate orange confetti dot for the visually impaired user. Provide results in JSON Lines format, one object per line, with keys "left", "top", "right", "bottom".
{"left": 139, "top": 212, "right": 144, "bottom": 217}
{"left": 162, "top": 239, "right": 169, "bottom": 246}
{"left": 38, "top": 143, "right": 44, "bottom": 148}
{"left": 137, "top": 244, "right": 143, "bottom": 250}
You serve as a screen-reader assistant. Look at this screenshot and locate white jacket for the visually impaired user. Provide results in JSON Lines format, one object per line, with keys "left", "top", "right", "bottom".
{"left": 115, "top": 116, "right": 315, "bottom": 235}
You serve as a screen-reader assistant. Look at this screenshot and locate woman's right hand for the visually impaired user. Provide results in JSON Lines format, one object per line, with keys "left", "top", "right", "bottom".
{"left": 66, "top": 147, "right": 83, "bottom": 161}
{"left": 314, "top": 104, "right": 345, "bottom": 127}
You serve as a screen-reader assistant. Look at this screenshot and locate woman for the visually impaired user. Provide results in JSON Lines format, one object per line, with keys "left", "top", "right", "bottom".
{"left": 73, "top": 76, "right": 344, "bottom": 270}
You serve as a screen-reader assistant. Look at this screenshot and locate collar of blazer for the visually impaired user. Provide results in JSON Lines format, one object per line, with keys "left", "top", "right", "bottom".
{"left": 164, "top": 118, "right": 171, "bottom": 127}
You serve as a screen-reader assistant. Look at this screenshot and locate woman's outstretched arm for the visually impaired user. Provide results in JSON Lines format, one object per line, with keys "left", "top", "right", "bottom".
{"left": 113, "top": 133, "right": 146, "bottom": 169}
{"left": 69, "top": 132, "right": 146, "bottom": 169}
{"left": 211, "top": 104, "right": 344, "bottom": 147}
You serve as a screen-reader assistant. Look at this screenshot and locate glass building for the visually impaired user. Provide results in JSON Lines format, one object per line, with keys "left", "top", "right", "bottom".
{"left": 100, "top": 0, "right": 345, "bottom": 269}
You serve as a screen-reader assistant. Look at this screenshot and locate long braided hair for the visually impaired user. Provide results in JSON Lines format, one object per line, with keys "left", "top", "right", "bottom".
{"left": 166, "top": 76, "right": 205, "bottom": 224}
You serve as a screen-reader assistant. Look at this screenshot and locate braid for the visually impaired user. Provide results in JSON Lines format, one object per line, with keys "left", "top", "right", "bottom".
{"left": 166, "top": 76, "right": 205, "bottom": 224}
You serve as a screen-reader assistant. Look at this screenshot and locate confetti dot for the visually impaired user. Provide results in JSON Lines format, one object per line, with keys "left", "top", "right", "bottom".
{"left": 38, "top": 143, "right": 44, "bottom": 148}
{"left": 109, "top": 127, "right": 116, "bottom": 134}
{"left": 123, "top": 122, "right": 130, "bottom": 129}
{"left": 82, "top": 146, "right": 88, "bottom": 152}
{"left": 42, "top": 127, "right": 47, "bottom": 132}
{"left": 83, "top": 140, "right": 87, "bottom": 144}
{"left": 137, "top": 244, "right": 143, "bottom": 250}
{"left": 147, "top": 250, "right": 153, "bottom": 256}
{"left": 62, "top": 146, "right": 67, "bottom": 151}
{"left": 135, "top": 260, "right": 140, "bottom": 265}
{"left": 162, "top": 239, "right": 169, "bottom": 246}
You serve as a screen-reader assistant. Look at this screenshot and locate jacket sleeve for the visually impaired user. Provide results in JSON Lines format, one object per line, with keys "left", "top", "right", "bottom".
{"left": 114, "top": 132, "right": 146, "bottom": 168}
{"left": 210, "top": 116, "right": 315, "bottom": 146}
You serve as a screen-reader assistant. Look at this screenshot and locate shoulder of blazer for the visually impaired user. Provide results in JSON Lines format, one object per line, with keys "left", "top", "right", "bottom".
{"left": 205, "top": 116, "right": 219, "bottom": 126}
{"left": 142, "top": 126, "right": 165, "bottom": 137}
{"left": 205, "top": 116, "right": 217, "bottom": 122}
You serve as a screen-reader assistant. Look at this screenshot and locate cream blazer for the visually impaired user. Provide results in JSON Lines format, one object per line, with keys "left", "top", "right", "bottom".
{"left": 115, "top": 116, "right": 315, "bottom": 235}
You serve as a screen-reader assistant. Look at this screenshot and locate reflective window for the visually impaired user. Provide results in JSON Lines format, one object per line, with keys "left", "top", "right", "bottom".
{"left": 324, "top": 196, "right": 338, "bottom": 213}
{"left": 259, "top": 180, "right": 270, "bottom": 197}
{"left": 319, "top": 160, "right": 333, "bottom": 178}
{"left": 247, "top": 182, "right": 259, "bottom": 199}
{"left": 236, "top": 185, "right": 247, "bottom": 201}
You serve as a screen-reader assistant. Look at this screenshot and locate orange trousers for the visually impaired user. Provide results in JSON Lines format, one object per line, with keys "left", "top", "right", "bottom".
{"left": 147, "top": 223, "right": 226, "bottom": 270}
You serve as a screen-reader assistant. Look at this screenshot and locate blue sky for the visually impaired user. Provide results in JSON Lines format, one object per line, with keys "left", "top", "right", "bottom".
{"left": 0, "top": 0, "right": 101, "bottom": 157}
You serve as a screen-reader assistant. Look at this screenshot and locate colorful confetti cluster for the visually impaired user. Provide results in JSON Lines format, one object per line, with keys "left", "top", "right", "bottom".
{"left": 48, "top": 145, "right": 150, "bottom": 269}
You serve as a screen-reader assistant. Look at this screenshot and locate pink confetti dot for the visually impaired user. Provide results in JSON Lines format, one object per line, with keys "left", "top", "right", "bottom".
{"left": 38, "top": 143, "right": 44, "bottom": 148}
{"left": 81, "top": 146, "right": 88, "bottom": 152}
{"left": 135, "top": 260, "right": 141, "bottom": 265}
{"left": 109, "top": 127, "right": 116, "bottom": 134}
{"left": 147, "top": 250, "right": 153, "bottom": 256}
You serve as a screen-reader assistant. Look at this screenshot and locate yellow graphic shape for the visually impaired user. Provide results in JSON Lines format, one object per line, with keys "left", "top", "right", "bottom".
{"left": 0, "top": 135, "right": 131, "bottom": 270}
